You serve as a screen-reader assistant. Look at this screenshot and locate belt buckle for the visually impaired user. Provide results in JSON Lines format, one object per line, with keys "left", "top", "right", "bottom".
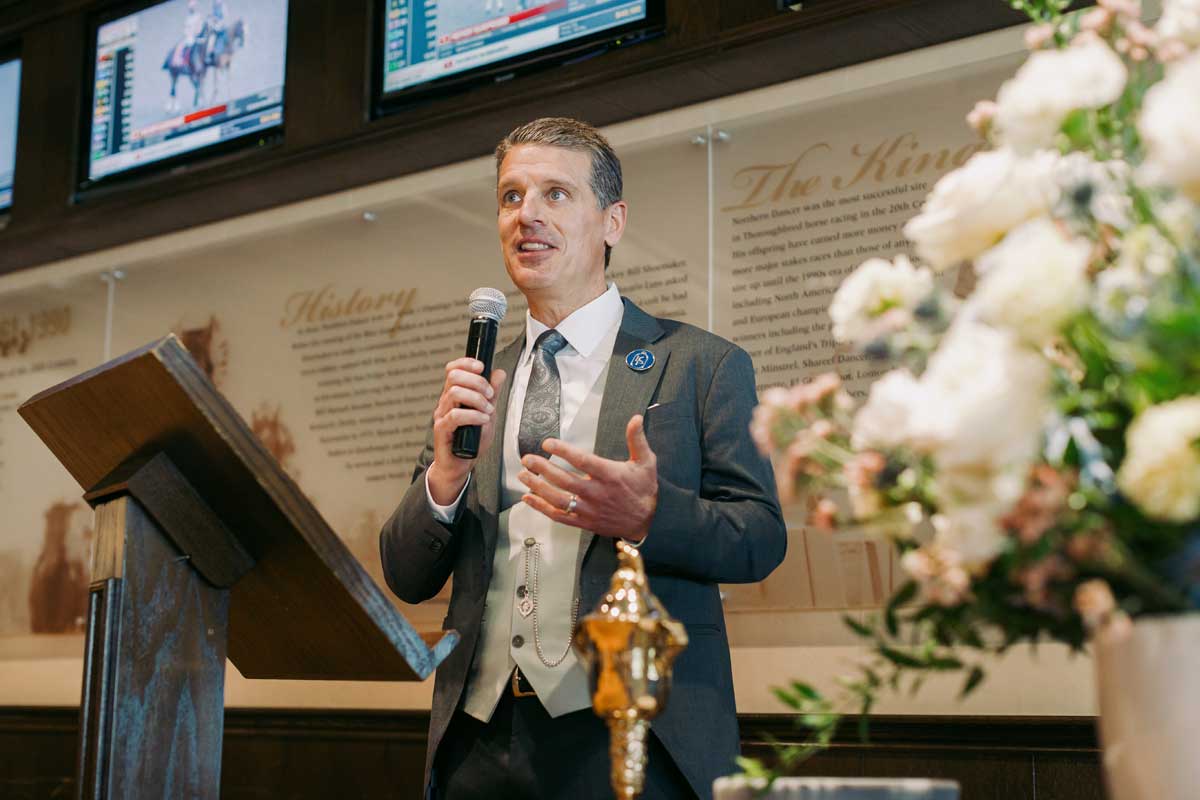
{"left": 511, "top": 669, "right": 536, "bottom": 698}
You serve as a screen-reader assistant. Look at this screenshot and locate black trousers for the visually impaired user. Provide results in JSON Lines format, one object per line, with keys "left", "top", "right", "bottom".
{"left": 433, "top": 688, "right": 697, "bottom": 800}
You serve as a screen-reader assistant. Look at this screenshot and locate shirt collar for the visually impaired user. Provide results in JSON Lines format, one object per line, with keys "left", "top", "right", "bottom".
{"left": 523, "top": 283, "right": 623, "bottom": 363}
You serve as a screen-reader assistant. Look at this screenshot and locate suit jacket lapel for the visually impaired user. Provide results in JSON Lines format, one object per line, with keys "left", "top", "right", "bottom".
{"left": 593, "top": 298, "right": 670, "bottom": 462}
{"left": 581, "top": 300, "right": 670, "bottom": 581}
{"left": 477, "top": 332, "right": 524, "bottom": 559}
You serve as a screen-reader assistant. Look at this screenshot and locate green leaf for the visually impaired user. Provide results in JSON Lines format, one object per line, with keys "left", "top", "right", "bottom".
{"left": 772, "top": 686, "right": 801, "bottom": 710}
{"left": 1061, "top": 109, "right": 1092, "bottom": 149}
{"left": 885, "top": 581, "right": 919, "bottom": 636}
{"left": 960, "top": 666, "right": 986, "bottom": 699}
{"left": 844, "top": 614, "right": 874, "bottom": 638}
{"left": 879, "top": 646, "right": 927, "bottom": 669}
{"left": 926, "top": 655, "right": 964, "bottom": 671}
{"left": 789, "top": 681, "right": 821, "bottom": 702}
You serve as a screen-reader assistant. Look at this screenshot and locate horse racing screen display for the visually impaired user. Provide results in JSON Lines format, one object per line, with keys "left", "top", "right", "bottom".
{"left": 86, "top": 0, "right": 289, "bottom": 183}
{"left": 0, "top": 58, "right": 20, "bottom": 211}
{"left": 381, "top": 0, "right": 650, "bottom": 96}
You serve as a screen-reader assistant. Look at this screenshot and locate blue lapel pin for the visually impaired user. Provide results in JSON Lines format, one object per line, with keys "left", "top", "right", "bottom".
{"left": 626, "top": 349, "right": 655, "bottom": 372}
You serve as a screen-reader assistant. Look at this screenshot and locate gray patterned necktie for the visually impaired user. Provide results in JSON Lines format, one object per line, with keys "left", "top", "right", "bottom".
{"left": 519, "top": 329, "right": 568, "bottom": 458}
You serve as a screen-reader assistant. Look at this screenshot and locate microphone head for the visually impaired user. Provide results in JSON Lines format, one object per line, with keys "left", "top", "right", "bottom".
{"left": 468, "top": 287, "right": 507, "bottom": 323}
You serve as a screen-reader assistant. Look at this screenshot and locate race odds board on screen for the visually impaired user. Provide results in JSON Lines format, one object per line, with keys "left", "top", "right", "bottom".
{"left": 380, "top": 0, "right": 656, "bottom": 100}
{"left": 0, "top": 57, "right": 20, "bottom": 212}
{"left": 85, "top": 0, "right": 289, "bottom": 185}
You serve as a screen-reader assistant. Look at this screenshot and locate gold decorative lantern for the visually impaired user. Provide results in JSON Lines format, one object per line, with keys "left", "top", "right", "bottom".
{"left": 574, "top": 540, "right": 688, "bottom": 799}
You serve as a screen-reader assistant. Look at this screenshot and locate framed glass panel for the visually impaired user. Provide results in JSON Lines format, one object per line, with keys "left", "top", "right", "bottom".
{"left": 0, "top": 272, "right": 109, "bottom": 657}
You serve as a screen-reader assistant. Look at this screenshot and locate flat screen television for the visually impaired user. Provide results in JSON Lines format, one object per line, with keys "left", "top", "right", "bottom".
{"left": 82, "top": 0, "right": 289, "bottom": 189}
{"left": 376, "top": 0, "right": 663, "bottom": 111}
{"left": 0, "top": 55, "right": 20, "bottom": 212}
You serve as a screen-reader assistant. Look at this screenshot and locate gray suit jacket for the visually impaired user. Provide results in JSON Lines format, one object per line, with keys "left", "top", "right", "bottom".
{"left": 379, "top": 298, "right": 787, "bottom": 799}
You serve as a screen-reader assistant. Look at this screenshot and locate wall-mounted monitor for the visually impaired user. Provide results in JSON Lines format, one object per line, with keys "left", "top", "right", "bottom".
{"left": 0, "top": 56, "right": 20, "bottom": 212}
{"left": 82, "top": 0, "right": 289, "bottom": 189}
{"left": 376, "top": 0, "right": 663, "bottom": 112}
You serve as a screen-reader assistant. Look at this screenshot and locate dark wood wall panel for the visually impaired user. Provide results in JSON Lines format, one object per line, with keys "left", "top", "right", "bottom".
{"left": 7, "top": 11, "right": 87, "bottom": 266}
{"left": 220, "top": 711, "right": 428, "bottom": 800}
{"left": 0, "top": 707, "right": 1103, "bottom": 799}
{"left": 0, "top": 0, "right": 1028, "bottom": 275}
{"left": 282, "top": 3, "right": 370, "bottom": 150}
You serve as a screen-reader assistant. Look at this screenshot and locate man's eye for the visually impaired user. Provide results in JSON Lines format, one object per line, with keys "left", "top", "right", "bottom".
{"left": 548, "top": 188, "right": 567, "bottom": 201}
{"left": 503, "top": 190, "right": 521, "bottom": 204}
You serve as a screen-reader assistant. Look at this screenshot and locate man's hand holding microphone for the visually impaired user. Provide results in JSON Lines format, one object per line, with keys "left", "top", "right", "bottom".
{"left": 426, "top": 355, "right": 508, "bottom": 505}
{"left": 426, "top": 288, "right": 509, "bottom": 506}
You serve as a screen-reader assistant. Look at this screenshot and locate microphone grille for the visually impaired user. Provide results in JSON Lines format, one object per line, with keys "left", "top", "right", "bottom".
{"left": 468, "top": 287, "right": 507, "bottom": 322}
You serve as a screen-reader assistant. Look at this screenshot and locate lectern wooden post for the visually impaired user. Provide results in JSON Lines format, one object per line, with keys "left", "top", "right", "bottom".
{"left": 19, "top": 335, "right": 457, "bottom": 800}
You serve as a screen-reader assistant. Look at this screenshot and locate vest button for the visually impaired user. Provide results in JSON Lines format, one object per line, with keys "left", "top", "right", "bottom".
{"left": 512, "top": 635, "right": 525, "bottom": 648}
{"left": 524, "top": 537, "right": 536, "bottom": 547}
{"left": 516, "top": 585, "right": 527, "bottom": 598}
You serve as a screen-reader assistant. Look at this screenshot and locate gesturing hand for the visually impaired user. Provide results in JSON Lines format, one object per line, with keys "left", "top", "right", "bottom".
{"left": 517, "top": 414, "right": 658, "bottom": 541}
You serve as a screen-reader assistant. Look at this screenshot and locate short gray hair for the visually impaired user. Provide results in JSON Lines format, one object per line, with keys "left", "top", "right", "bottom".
{"left": 495, "top": 118, "right": 623, "bottom": 267}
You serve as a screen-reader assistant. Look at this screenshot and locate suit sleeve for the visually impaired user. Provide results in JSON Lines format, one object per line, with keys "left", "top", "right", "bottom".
{"left": 638, "top": 346, "right": 787, "bottom": 584}
{"left": 378, "top": 424, "right": 464, "bottom": 604}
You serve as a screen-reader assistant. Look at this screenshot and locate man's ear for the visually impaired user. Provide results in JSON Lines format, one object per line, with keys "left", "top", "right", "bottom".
{"left": 605, "top": 200, "right": 628, "bottom": 248}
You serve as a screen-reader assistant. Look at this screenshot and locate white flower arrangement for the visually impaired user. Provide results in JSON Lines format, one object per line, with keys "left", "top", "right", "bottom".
{"left": 744, "top": 0, "right": 1200, "bottom": 780}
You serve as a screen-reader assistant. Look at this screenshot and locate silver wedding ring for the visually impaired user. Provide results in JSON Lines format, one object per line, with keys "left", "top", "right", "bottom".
{"left": 566, "top": 494, "right": 578, "bottom": 514}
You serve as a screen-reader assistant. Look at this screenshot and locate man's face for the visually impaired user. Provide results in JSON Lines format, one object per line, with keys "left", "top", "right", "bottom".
{"left": 497, "top": 144, "right": 622, "bottom": 302}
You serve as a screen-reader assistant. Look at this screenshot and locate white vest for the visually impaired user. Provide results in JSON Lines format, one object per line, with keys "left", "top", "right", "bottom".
{"left": 461, "top": 359, "right": 609, "bottom": 721}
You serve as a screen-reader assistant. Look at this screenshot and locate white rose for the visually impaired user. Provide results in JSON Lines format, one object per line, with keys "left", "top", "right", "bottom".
{"left": 1140, "top": 53, "right": 1200, "bottom": 200}
{"left": 829, "top": 255, "right": 934, "bottom": 344}
{"left": 903, "top": 148, "right": 1057, "bottom": 271}
{"left": 909, "top": 321, "right": 1051, "bottom": 471}
{"left": 851, "top": 368, "right": 924, "bottom": 451}
{"left": 932, "top": 505, "right": 1008, "bottom": 570}
{"left": 994, "top": 37, "right": 1128, "bottom": 153}
{"left": 969, "top": 218, "right": 1092, "bottom": 344}
{"left": 1158, "top": 0, "right": 1200, "bottom": 46}
{"left": 1117, "top": 396, "right": 1200, "bottom": 522}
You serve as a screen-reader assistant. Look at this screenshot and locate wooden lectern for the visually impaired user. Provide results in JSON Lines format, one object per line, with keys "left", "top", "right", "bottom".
{"left": 19, "top": 335, "right": 457, "bottom": 800}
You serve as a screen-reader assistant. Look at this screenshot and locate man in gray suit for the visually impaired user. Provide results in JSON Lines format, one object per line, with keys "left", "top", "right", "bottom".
{"left": 380, "top": 118, "right": 786, "bottom": 800}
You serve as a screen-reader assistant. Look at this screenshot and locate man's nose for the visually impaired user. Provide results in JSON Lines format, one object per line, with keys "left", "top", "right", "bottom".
{"left": 517, "top": 194, "right": 545, "bottom": 225}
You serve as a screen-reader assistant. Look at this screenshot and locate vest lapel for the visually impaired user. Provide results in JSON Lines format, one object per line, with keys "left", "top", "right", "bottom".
{"left": 477, "top": 332, "right": 524, "bottom": 564}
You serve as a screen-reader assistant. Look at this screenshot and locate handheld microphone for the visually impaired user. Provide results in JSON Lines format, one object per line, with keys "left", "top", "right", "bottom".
{"left": 451, "top": 287, "right": 508, "bottom": 459}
